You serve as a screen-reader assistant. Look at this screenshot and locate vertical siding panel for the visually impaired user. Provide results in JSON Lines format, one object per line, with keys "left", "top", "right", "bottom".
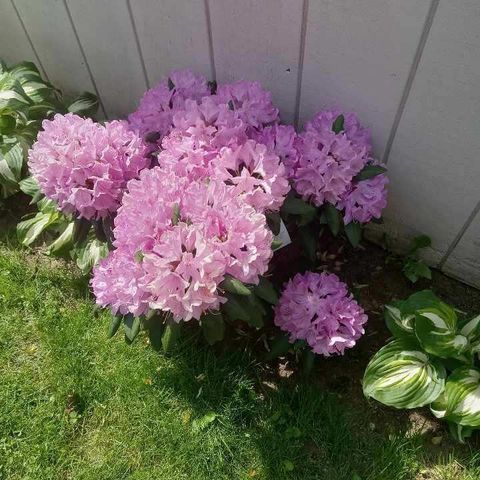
{"left": 443, "top": 206, "right": 480, "bottom": 288}
{"left": 300, "top": 1, "right": 430, "bottom": 156}
{"left": 65, "top": 0, "right": 147, "bottom": 119}
{"left": 209, "top": 0, "right": 303, "bottom": 124}
{"left": 129, "top": 0, "right": 212, "bottom": 86}
{"left": 384, "top": 0, "right": 480, "bottom": 275}
{"left": 0, "top": 1, "right": 38, "bottom": 68}
{"left": 12, "top": 0, "right": 95, "bottom": 97}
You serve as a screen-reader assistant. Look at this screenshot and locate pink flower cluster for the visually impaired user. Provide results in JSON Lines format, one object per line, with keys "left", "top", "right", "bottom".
{"left": 128, "top": 70, "right": 211, "bottom": 150}
{"left": 92, "top": 168, "right": 273, "bottom": 321}
{"left": 28, "top": 113, "right": 148, "bottom": 220}
{"left": 287, "top": 109, "right": 388, "bottom": 224}
{"left": 274, "top": 272, "right": 367, "bottom": 356}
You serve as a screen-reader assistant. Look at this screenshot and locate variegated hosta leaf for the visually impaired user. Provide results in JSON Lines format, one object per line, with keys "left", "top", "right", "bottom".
{"left": 384, "top": 301, "right": 415, "bottom": 340}
{"left": 460, "top": 314, "right": 480, "bottom": 342}
{"left": 415, "top": 303, "right": 468, "bottom": 359}
{"left": 363, "top": 339, "right": 446, "bottom": 409}
{"left": 431, "top": 367, "right": 480, "bottom": 428}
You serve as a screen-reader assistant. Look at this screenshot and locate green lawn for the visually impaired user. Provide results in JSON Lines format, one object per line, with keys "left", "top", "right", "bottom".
{"left": 1, "top": 237, "right": 479, "bottom": 480}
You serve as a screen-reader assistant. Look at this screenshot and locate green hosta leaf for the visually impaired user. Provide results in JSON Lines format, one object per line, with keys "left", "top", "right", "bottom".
{"left": 201, "top": 311, "right": 225, "bottom": 345}
{"left": 161, "top": 320, "right": 182, "bottom": 353}
{"left": 72, "top": 217, "right": 91, "bottom": 246}
{"left": 67, "top": 92, "right": 99, "bottom": 117}
{"left": 415, "top": 303, "right": 468, "bottom": 358}
{"left": 108, "top": 314, "right": 123, "bottom": 338}
{"left": 0, "top": 75, "right": 31, "bottom": 110}
{"left": 37, "top": 197, "right": 58, "bottom": 214}
{"left": 16, "top": 210, "right": 60, "bottom": 246}
{"left": 46, "top": 221, "right": 74, "bottom": 257}
{"left": 460, "top": 314, "right": 480, "bottom": 342}
{"left": 0, "top": 143, "right": 23, "bottom": 188}
{"left": 384, "top": 302, "right": 416, "bottom": 340}
{"left": 354, "top": 165, "right": 387, "bottom": 182}
{"left": 254, "top": 277, "right": 278, "bottom": 305}
{"left": 324, "top": 203, "right": 341, "bottom": 236}
{"left": 75, "top": 238, "right": 108, "bottom": 274}
{"left": 431, "top": 367, "right": 480, "bottom": 427}
{"left": 124, "top": 315, "right": 141, "bottom": 343}
{"left": 363, "top": 339, "right": 446, "bottom": 409}
{"left": 344, "top": 221, "right": 362, "bottom": 247}
{"left": 220, "top": 275, "right": 251, "bottom": 296}
{"left": 402, "top": 290, "right": 441, "bottom": 314}
{"left": 0, "top": 114, "right": 16, "bottom": 133}
{"left": 447, "top": 422, "right": 475, "bottom": 444}
{"left": 19, "top": 176, "right": 42, "bottom": 203}
{"left": 331, "top": 114, "right": 344, "bottom": 134}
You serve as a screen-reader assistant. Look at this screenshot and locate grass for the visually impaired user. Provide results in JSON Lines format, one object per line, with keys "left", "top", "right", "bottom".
{"left": 1, "top": 237, "right": 480, "bottom": 479}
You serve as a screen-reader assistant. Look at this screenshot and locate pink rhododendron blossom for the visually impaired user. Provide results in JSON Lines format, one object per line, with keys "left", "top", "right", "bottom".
{"left": 142, "top": 224, "right": 226, "bottom": 321}
{"left": 216, "top": 80, "right": 279, "bottom": 129}
{"left": 289, "top": 110, "right": 372, "bottom": 207}
{"left": 274, "top": 272, "right": 367, "bottom": 356}
{"left": 91, "top": 248, "right": 150, "bottom": 317}
{"left": 28, "top": 114, "right": 148, "bottom": 219}
{"left": 250, "top": 124, "right": 299, "bottom": 172}
{"left": 212, "top": 140, "right": 290, "bottom": 212}
{"left": 339, "top": 171, "right": 388, "bottom": 224}
{"left": 97, "top": 168, "right": 273, "bottom": 320}
{"left": 128, "top": 70, "right": 210, "bottom": 149}
{"left": 170, "top": 96, "right": 247, "bottom": 149}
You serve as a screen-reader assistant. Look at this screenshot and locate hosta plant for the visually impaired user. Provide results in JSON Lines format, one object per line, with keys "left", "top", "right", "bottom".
{"left": 363, "top": 290, "right": 480, "bottom": 442}
{"left": 0, "top": 59, "right": 98, "bottom": 200}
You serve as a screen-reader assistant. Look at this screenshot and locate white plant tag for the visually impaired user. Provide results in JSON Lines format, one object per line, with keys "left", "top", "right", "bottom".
{"left": 273, "top": 220, "right": 291, "bottom": 251}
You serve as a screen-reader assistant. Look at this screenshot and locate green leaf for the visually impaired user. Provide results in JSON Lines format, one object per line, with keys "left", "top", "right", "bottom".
{"left": 220, "top": 275, "right": 251, "bottom": 296}
{"left": 363, "top": 339, "right": 446, "bottom": 409}
{"left": 408, "top": 235, "right": 432, "bottom": 253}
{"left": 354, "top": 165, "right": 387, "bottom": 182}
{"left": 19, "top": 176, "right": 42, "bottom": 203}
{"left": 171, "top": 203, "right": 180, "bottom": 226}
{"left": 74, "top": 238, "right": 108, "bottom": 274}
{"left": 415, "top": 303, "right": 468, "bottom": 359}
{"left": 0, "top": 114, "right": 16, "bottom": 133}
{"left": 431, "top": 367, "right": 480, "bottom": 427}
{"left": 0, "top": 143, "right": 24, "bottom": 188}
{"left": 298, "top": 226, "right": 317, "bottom": 262}
{"left": 124, "top": 315, "right": 141, "bottom": 343}
{"left": 146, "top": 313, "right": 165, "bottom": 351}
{"left": 447, "top": 422, "right": 475, "bottom": 444}
{"left": 460, "top": 314, "right": 480, "bottom": 342}
{"left": 402, "top": 290, "right": 441, "bottom": 314}
{"left": 266, "top": 333, "right": 292, "bottom": 360}
{"left": 16, "top": 210, "right": 60, "bottom": 246}
{"left": 108, "top": 314, "right": 123, "bottom": 338}
{"left": 331, "top": 114, "right": 344, "bottom": 134}
{"left": 302, "top": 349, "right": 316, "bottom": 377}
{"left": 161, "top": 320, "right": 182, "bottom": 353}
{"left": 201, "top": 311, "right": 225, "bottom": 345}
{"left": 384, "top": 302, "right": 416, "bottom": 340}
{"left": 67, "top": 92, "right": 98, "bottom": 117}
{"left": 72, "top": 217, "right": 91, "bottom": 246}
{"left": 281, "top": 195, "right": 316, "bottom": 217}
{"left": 222, "top": 293, "right": 250, "bottom": 322}
{"left": 344, "top": 221, "right": 362, "bottom": 247}
{"left": 324, "top": 203, "right": 341, "bottom": 236}
{"left": 266, "top": 211, "right": 281, "bottom": 235}
{"left": 46, "top": 221, "right": 74, "bottom": 256}
{"left": 271, "top": 238, "right": 284, "bottom": 251}
{"left": 254, "top": 277, "right": 278, "bottom": 305}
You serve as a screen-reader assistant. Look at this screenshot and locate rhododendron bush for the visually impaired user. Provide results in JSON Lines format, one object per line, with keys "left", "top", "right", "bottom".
{"left": 27, "top": 69, "right": 389, "bottom": 362}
